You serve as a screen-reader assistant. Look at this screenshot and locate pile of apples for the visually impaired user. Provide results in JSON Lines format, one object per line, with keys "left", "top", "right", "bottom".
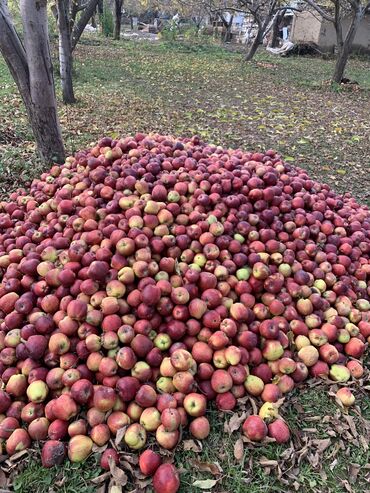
{"left": 0, "top": 134, "right": 369, "bottom": 493}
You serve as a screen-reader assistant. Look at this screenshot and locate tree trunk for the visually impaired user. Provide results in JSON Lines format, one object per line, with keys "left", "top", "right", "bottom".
{"left": 245, "top": 26, "right": 263, "bottom": 61}
{"left": 71, "top": 0, "right": 99, "bottom": 51}
{"left": 223, "top": 15, "right": 233, "bottom": 42}
{"left": 114, "top": 0, "right": 123, "bottom": 40}
{"left": 91, "top": 12, "right": 97, "bottom": 28}
{"left": 270, "top": 13, "right": 282, "bottom": 47}
{"left": 0, "top": 0, "right": 65, "bottom": 164}
{"left": 332, "top": 8, "right": 362, "bottom": 83}
{"left": 57, "top": 0, "right": 75, "bottom": 104}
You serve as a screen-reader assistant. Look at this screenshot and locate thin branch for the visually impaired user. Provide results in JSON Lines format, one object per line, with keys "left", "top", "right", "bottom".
{"left": 303, "top": 0, "right": 335, "bottom": 22}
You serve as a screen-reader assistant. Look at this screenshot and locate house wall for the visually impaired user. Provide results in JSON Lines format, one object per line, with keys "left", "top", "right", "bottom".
{"left": 291, "top": 11, "right": 322, "bottom": 44}
{"left": 291, "top": 11, "right": 370, "bottom": 53}
{"left": 319, "top": 16, "right": 370, "bottom": 52}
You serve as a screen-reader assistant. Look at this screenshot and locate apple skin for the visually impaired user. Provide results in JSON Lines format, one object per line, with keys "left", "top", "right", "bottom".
{"left": 242, "top": 416, "right": 267, "bottom": 442}
{"left": 28, "top": 417, "right": 49, "bottom": 440}
{"left": 41, "top": 440, "right": 66, "bottom": 468}
{"left": 267, "top": 419, "right": 290, "bottom": 443}
{"left": 183, "top": 393, "right": 207, "bottom": 417}
{"left": 93, "top": 385, "right": 117, "bottom": 412}
{"left": 52, "top": 394, "right": 78, "bottom": 421}
{"left": 70, "top": 379, "right": 94, "bottom": 404}
{"left": 153, "top": 463, "right": 180, "bottom": 493}
{"left": 90, "top": 423, "right": 111, "bottom": 446}
{"left": 161, "top": 408, "right": 181, "bottom": 432}
{"left": 336, "top": 387, "right": 355, "bottom": 406}
{"left": 155, "top": 424, "right": 179, "bottom": 450}
{"left": 210, "top": 369, "right": 233, "bottom": 393}
{"left": 140, "top": 407, "right": 161, "bottom": 432}
{"left": 0, "top": 417, "right": 19, "bottom": 439}
{"left": 26, "top": 380, "right": 49, "bottom": 403}
{"left": 6, "top": 428, "right": 31, "bottom": 455}
{"left": 100, "top": 448, "right": 120, "bottom": 470}
{"left": 139, "top": 449, "right": 162, "bottom": 476}
{"left": 189, "top": 416, "right": 210, "bottom": 439}
{"left": 124, "top": 423, "right": 147, "bottom": 450}
{"left": 68, "top": 435, "right": 93, "bottom": 462}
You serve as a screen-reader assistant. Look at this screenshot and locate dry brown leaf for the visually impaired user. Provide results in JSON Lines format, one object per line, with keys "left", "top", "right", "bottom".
{"left": 183, "top": 439, "right": 202, "bottom": 452}
{"left": 92, "top": 444, "right": 108, "bottom": 454}
{"left": 134, "top": 476, "right": 152, "bottom": 489}
{"left": 343, "top": 415, "right": 358, "bottom": 437}
{"left": 259, "top": 459, "right": 279, "bottom": 467}
{"left": 0, "top": 470, "right": 8, "bottom": 489}
{"left": 121, "top": 454, "right": 138, "bottom": 465}
{"left": 108, "top": 482, "right": 122, "bottom": 493}
{"left": 115, "top": 426, "right": 127, "bottom": 447}
{"left": 91, "top": 472, "right": 111, "bottom": 485}
{"left": 224, "top": 412, "right": 247, "bottom": 434}
{"left": 192, "top": 478, "right": 219, "bottom": 489}
{"left": 8, "top": 450, "right": 28, "bottom": 463}
{"left": 190, "top": 460, "right": 222, "bottom": 476}
{"left": 312, "top": 438, "right": 331, "bottom": 453}
{"left": 109, "top": 458, "right": 128, "bottom": 486}
{"left": 234, "top": 438, "right": 244, "bottom": 460}
{"left": 348, "top": 463, "right": 360, "bottom": 483}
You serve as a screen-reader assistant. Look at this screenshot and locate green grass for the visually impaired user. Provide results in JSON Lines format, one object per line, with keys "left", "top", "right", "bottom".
{"left": 10, "top": 383, "right": 370, "bottom": 493}
{"left": 0, "top": 37, "right": 370, "bottom": 202}
{"left": 13, "top": 454, "right": 101, "bottom": 493}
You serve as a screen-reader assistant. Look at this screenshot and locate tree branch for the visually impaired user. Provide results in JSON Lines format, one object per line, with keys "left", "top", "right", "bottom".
{"left": 71, "top": 0, "right": 99, "bottom": 51}
{"left": 303, "top": 0, "right": 335, "bottom": 22}
{"left": 0, "top": 0, "right": 30, "bottom": 96}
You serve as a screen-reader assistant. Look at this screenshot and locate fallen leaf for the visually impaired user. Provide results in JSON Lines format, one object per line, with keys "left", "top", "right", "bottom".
{"left": 190, "top": 460, "right": 222, "bottom": 476}
{"left": 234, "top": 438, "right": 244, "bottom": 460}
{"left": 115, "top": 426, "right": 127, "bottom": 447}
{"left": 224, "top": 412, "right": 247, "bottom": 433}
{"left": 91, "top": 472, "right": 111, "bottom": 485}
{"left": 192, "top": 478, "right": 219, "bottom": 489}
{"left": 183, "top": 439, "right": 202, "bottom": 452}
{"left": 109, "top": 458, "right": 128, "bottom": 486}
{"left": 312, "top": 438, "right": 331, "bottom": 453}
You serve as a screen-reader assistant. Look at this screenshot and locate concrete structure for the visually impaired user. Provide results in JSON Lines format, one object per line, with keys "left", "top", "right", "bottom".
{"left": 291, "top": 11, "right": 370, "bottom": 53}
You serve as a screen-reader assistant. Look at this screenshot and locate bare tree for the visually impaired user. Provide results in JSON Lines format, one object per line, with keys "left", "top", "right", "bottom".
{"left": 270, "top": 10, "right": 283, "bottom": 47}
{"left": 71, "top": 0, "right": 100, "bottom": 50}
{"left": 0, "top": 0, "right": 65, "bottom": 164}
{"left": 304, "top": 0, "right": 370, "bottom": 83}
{"left": 219, "top": 12, "right": 234, "bottom": 41}
{"left": 57, "top": 0, "right": 76, "bottom": 103}
{"left": 237, "top": 0, "right": 280, "bottom": 60}
{"left": 114, "top": 0, "right": 124, "bottom": 39}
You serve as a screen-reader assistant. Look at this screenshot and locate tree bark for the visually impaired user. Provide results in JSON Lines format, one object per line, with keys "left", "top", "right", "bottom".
{"left": 245, "top": 25, "right": 263, "bottom": 60}
{"left": 57, "top": 0, "right": 76, "bottom": 104}
{"left": 332, "top": 7, "right": 362, "bottom": 83}
{"left": 71, "top": 0, "right": 99, "bottom": 51}
{"left": 224, "top": 15, "right": 233, "bottom": 42}
{"left": 0, "top": 0, "right": 65, "bottom": 164}
{"left": 114, "top": 0, "right": 123, "bottom": 40}
{"left": 270, "top": 13, "right": 282, "bottom": 47}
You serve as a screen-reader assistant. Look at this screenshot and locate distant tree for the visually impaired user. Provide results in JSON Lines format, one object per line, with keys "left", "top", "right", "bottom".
{"left": 0, "top": 0, "right": 65, "bottom": 163}
{"left": 52, "top": 0, "right": 99, "bottom": 103}
{"left": 237, "top": 0, "right": 282, "bottom": 61}
{"left": 303, "top": 0, "right": 370, "bottom": 83}
{"left": 114, "top": 0, "right": 124, "bottom": 39}
{"left": 70, "top": 0, "right": 100, "bottom": 49}
{"left": 57, "top": 0, "right": 75, "bottom": 103}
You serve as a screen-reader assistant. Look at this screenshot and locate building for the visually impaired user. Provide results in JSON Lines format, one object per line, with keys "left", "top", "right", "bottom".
{"left": 291, "top": 10, "right": 370, "bottom": 53}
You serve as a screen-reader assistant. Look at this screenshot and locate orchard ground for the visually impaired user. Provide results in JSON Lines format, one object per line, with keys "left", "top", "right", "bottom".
{"left": 0, "top": 37, "right": 369, "bottom": 492}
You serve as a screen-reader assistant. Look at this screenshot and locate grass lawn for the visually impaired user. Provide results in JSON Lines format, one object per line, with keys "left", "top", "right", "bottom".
{"left": 0, "top": 36, "right": 370, "bottom": 492}
{"left": 0, "top": 38, "right": 370, "bottom": 203}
